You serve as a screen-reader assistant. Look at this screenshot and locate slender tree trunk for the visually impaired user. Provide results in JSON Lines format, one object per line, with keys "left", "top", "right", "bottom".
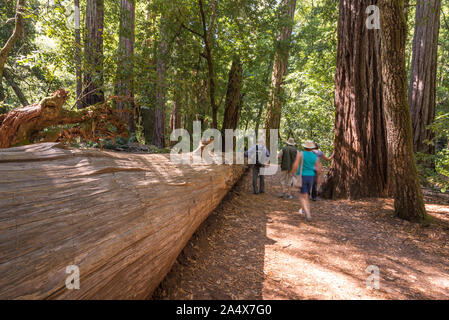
{"left": 170, "top": 100, "right": 181, "bottom": 132}
{"left": 222, "top": 57, "right": 243, "bottom": 131}
{"left": 116, "top": 0, "right": 135, "bottom": 132}
{"left": 3, "top": 68, "right": 29, "bottom": 106}
{"left": 408, "top": 0, "right": 441, "bottom": 155}
{"left": 170, "top": 72, "right": 182, "bottom": 133}
{"left": 322, "top": 0, "right": 389, "bottom": 199}
{"left": 264, "top": 0, "right": 296, "bottom": 146}
{"left": 379, "top": 0, "right": 427, "bottom": 222}
{"left": 0, "top": 0, "right": 25, "bottom": 96}
{"left": 82, "top": 0, "right": 104, "bottom": 107}
{"left": 255, "top": 58, "right": 274, "bottom": 134}
{"left": 152, "top": 16, "right": 168, "bottom": 148}
{"left": 198, "top": 0, "right": 218, "bottom": 128}
{"left": 75, "top": 0, "right": 82, "bottom": 109}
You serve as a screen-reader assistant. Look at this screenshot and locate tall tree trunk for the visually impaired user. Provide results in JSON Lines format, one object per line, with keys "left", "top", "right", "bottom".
{"left": 0, "top": 0, "right": 25, "bottom": 100}
{"left": 198, "top": 0, "right": 218, "bottom": 128}
{"left": 82, "top": 0, "right": 104, "bottom": 107}
{"left": 116, "top": 0, "right": 135, "bottom": 132}
{"left": 170, "top": 72, "right": 182, "bottom": 133}
{"left": 222, "top": 57, "right": 243, "bottom": 131}
{"left": 152, "top": 16, "right": 168, "bottom": 148}
{"left": 408, "top": 0, "right": 441, "bottom": 155}
{"left": 379, "top": 0, "right": 427, "bottom": 222}
{"left": 264, "top": 0, "right": 296, "bottom": 146}
{"left": 255, "top": 58, "right": 274, "bottom": 134}
{"left": 75, "top": 0, "right": 82, "bottom": 109}
{"left": 322, "top": 0, "right": 389, "bottom": 199}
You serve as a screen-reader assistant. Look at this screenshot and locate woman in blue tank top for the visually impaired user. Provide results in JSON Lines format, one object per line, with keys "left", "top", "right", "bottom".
{"left": 291, "top": 141, "right": 321, "bottom": 222}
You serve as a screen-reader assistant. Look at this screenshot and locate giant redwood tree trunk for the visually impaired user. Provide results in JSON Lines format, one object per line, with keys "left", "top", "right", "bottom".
{"left": 82, "top": 0, "right": 104, "bottom": 107}
{"left": 408, "top": 0, "right": 441, "bottom": 155}
{"left": 379, "top": 0, "right": 427, "bottom": 222}
{"left": 115, "top": 0, "right": 135, "bottom": 132}
{"left": 264, "top": 0, "right": 296, "bottom": 147}
{"left": 322, "top": 0, "right": 389, "bottom": 199}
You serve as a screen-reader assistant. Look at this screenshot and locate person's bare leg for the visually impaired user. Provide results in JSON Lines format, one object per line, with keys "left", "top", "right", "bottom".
{"left": 300, "top": 193, "right": 311, "bottom": 221}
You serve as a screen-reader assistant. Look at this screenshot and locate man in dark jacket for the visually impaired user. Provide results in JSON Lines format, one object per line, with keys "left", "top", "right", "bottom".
{"left": 277, "top": 138, "right": 298, "bottom": 199}
{"left": 245, "top": 138, "right": 270, "bottom": 194}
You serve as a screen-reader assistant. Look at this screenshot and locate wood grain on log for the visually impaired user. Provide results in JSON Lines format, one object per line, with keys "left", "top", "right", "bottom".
{"left": 0, "top": 143, "right": 245, "bottom": 299}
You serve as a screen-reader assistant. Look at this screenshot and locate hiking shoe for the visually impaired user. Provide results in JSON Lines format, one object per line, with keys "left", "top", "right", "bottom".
{"left": 305, "top": 212, "right": 312, "bottom": 222}
{"left": 279, "top": 193, "right": 286, "bottom": 198}
{"left": 286, "top": 195, "right": 293, "bottom": 199}
{"left": 298, "top": 208, "right": 304, "bottom": 215}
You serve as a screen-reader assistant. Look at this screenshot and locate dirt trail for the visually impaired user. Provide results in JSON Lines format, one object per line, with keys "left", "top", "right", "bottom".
{"left": 152, "top": 168, "right": 449, "bottom": 300}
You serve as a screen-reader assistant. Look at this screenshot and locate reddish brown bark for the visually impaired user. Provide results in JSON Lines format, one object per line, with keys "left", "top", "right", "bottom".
{"left": 322, "top": 0, "right": 389, "bottom": 199}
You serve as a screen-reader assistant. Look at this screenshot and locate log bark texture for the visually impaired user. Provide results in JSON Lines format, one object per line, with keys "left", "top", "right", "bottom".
{"left": 0, "top": 143, "right": 245, "bottom": 299}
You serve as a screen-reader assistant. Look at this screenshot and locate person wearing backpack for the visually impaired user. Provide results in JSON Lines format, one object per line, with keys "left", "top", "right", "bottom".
{"left": 277, "top": 137, "right": 298, "bottom": 199}
{"left": 291, "top": 141, "right": 322, "bottom": 222}
{"left": 310, "top": 143, "right": 333, "bottom": 201}
{"left": 245, "top": 138, "right": 270, "bottom": 194}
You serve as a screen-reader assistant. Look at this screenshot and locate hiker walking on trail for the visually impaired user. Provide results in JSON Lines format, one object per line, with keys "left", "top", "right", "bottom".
{"left": 277, "top": 137, "right": 298, "bottom": 199}
{"left": 245, "top": 139, "right": 270, "bottom": 194}
{"left": 291, "top": 141, "right": 322, "bottom": 222}
{"left": 310, "top": 143, "right": 333, "bottom": 201}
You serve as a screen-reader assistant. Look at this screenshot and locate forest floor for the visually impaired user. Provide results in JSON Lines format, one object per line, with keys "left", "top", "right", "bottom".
{"left": 152, "top": 167, "right": 449, "bottom": 300}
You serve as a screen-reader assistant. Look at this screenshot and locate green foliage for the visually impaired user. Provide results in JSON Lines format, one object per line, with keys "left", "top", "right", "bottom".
{"left": 281, "top": 0, "right": 337, "bottom": 155}
{"left": 0, "top": 0, "right": 447, "bottom": 172}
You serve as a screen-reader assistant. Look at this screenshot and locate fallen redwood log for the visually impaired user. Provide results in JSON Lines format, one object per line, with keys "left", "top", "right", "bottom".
{"left": 0, "top": 143, "right": 245, "bottom": 299}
